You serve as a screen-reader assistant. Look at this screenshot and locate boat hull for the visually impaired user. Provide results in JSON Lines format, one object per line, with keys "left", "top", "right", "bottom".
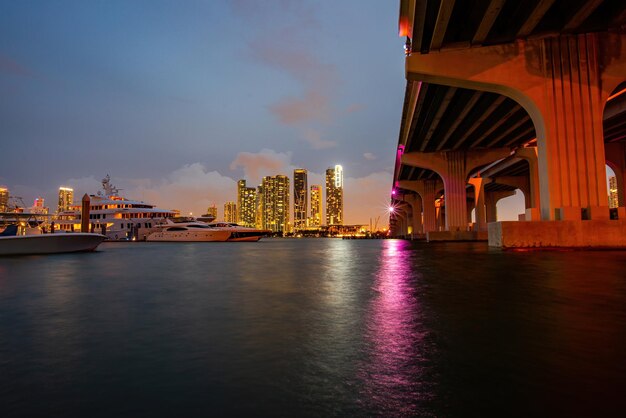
{"left": 145, "top": 230, "right": 231, "bottom": 242}
{"left": 0, "top": 233, "right": 107, "bottom": 255}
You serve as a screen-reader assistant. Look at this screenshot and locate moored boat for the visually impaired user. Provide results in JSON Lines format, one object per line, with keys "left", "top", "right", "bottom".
{"left": 0, "top": 224, "right": 106, "bottom": 255}
{"left": 145, "top": 218, "right": 231, "bottom": 242}
{"left": 206, "top": 221, "right": 269, "bottom": 242}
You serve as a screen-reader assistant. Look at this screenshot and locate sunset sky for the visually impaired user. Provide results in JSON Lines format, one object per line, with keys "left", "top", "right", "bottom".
{"left": 0, "top": 0, "right": 526, "bottom": 223}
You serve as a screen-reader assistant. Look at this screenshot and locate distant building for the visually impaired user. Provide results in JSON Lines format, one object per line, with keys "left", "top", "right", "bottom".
{"left": 310, "top": 185, "right": 322, "bottom": 227}
{"left": 262, "top": 175, "right": 290, "bottom": 233}
{"left": 30, "top": 197, "right": 49, "bottom": 214}
{"left": 256, "top": 184, "right": 264, "bottom": 229}
{"left": 207, "top": 204, "right": 218, "bottom": 219}
{"left": 0, "top": 187, "right": 8, "bottom": 212}
{"left": 237, "top": 180, "right": 256, "bottom": 227}
{"left": 609, "top": 176, "right": 619, "bottom": 208}
{"left": 325, "top": 165, "right": 344, "bottom": 225}
{"left": 293, "top": 169, "right": 308, "bottom": 231}
{"left": 224, "top": 201, "right": 237, "bottom": 223}
{"left": 57, "top": 186, "right": 74, "bottom": 213}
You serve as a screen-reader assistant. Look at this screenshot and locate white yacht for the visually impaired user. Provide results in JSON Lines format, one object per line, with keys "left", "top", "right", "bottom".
{"left": 146, "top": 218, "right": 231, "bottom": 242}
{"left": 206, "top": 221, "right": 269, "bottom": 242}
{"left": 0, "top": 215, "right": 105, "bottom": 255}
{"left": 56, "top": 175, "right": 177, "bottom": 241}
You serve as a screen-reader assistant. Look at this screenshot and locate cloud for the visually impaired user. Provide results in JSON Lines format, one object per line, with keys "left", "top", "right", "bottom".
{"left": 363, "top": 153, "right": 376, "bottom": 161}
{"left": 239, "top": 4, "right": 340, "bottom": 130}
{"left": 303, "top": 129, "right": 336, "bottom": 150}
{"left": 0, "top": 54, "right": 35, "bottom": 77}
{"left": 268, "top": 91, "right": 331, "bottom": 125}
{"left": 230, "top": 149, "right": 293, "bottom": 183}
{"left": 346, "top": 103, "right": 366, "bottom": 113}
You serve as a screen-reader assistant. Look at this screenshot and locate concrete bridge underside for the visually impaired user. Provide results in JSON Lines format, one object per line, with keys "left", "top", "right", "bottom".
{"left": 391, "top": 0, "right": 626, "bottom": 247}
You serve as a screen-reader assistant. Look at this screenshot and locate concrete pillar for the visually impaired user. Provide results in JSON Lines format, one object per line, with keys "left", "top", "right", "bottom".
{"left": 486, "top": 190, "right": 516, "bottom": 222}
{"left": 468, "top": 177, "right": 488, "bottom": 231}
{"left": 443, "top": 151, "right": 468, "bottom": 231}
{"left": 406, "top": 33, "right": 626, "bottom": 221}
{"left": 405, "top": 193, "right": 423, "bottom": 235}
{"left": 514, "top": 147, "right": 541, "bottom": 212}
{"left": 402, "top": 148, "right": 510, "bottom": 231}
{"left": 397, "top": 179, "right": 442, "bottom": 233}
{"left": 391, "top": 204, "right": 410, "bottom": 238}
{"left": 423, "top": 180, "right": 438, "bottom": 233}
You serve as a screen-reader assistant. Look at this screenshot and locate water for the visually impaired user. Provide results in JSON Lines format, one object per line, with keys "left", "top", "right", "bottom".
{"left": 1, "top": 239, "right": 625, "bottom": 417}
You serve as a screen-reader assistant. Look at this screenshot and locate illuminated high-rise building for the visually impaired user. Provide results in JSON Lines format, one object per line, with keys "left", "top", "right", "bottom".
{"left": 325, "top": 165, "right": 343, "bottom": 225}
{"left": 237, "top": 180, "right": 257, "bottom": 227}
{"left": 262, "top": 175, "right": 290, "bottom": 233}
{"left": 224, "top": 201, "right": 237, "bottom": 223}
{"left": 256, "top": 184, "right": 264, "bottom": 229}
{"left": 0, "top": 187, "right": 8, "bottom": 212}
{"left": 57, "top": 186, "right": 74, "bottom": 213}
{"left": 30, "top": 197, "right": 48, "bottom": 214}
{"left": 293, "top": 169, "right": 308, "bottom": 231}
{"left": 206, "top": 204, "right": 218, "bottom": 219}
{"left": 609, "top": 176, "right": 619, "bottom": 209}
{"left": 310, "top": 185, "right": 322, "bottom": 227}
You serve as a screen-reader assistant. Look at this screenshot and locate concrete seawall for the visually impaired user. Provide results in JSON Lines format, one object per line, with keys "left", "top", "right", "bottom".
{"left": 489, "top": 220, "right": 626, "bottom": 248}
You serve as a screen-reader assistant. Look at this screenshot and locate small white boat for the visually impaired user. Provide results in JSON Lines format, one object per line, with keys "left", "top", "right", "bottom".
{"left": 0, "top": 224, "right": 106, "bottom": 255}
{"left": 145, "top": 219, "right": 231, "bottom": 242}
{"left": 206, "top": 221, "right": 270, "bottom": 242}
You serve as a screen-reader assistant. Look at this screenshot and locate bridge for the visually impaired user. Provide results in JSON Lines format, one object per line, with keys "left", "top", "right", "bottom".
{"left": 390, "top": 0, "right": 626, "bottom": 247}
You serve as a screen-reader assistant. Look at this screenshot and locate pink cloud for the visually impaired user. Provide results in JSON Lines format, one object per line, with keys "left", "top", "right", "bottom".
{"left": 269, "top": 90, "right": 332, "bottom": 125}
{"left": 0, "top": 54, "right": 35, "bottom": 77}
{"left": 346, "top": 103, "right": 366, "bottom": 113}
{"left": 241, "top": 9, "right": 340, "bottom": 129}
{"left": 229, "top": 149, "right": 293, "bottom": 183}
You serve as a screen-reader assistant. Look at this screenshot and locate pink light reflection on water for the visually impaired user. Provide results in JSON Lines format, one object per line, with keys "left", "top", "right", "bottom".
{"left": 358, "top": 239, "right": 433, "bottom": 415}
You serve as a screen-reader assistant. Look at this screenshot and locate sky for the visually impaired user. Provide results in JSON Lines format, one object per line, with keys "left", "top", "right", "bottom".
{"left": 0, "top": 0, "right": 527, "bottom": 223}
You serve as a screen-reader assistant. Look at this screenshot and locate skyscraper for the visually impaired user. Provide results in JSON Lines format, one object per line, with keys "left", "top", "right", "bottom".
{"left": 206, "top": 204, "right": 218, "bottom": 219}
{"left": 325, "top": 165, "right": 343, "bottom": 225}
{"left": 57, "top": 186, "right": 74, "bottom": 213}
{"left": 609, "top": 176, "right": 619, "bottom": 209}
{"left": 262, "top": 175, "right": 290, "bottom": 233}
{"left": 0, "top": 187, "right": 8, "bottom": 212}
{"left": 237, "top": 180, "right": 257, "bottom": 227}
{"left": 256, "top": 184, "right": 264, "bottom": 229}
{"left": 310, "top": 185, "right": 322, "bottom": 227}
{"left": 224, "top": 201, "right": 237, "bottom": 223}
{"left": 293, "top": 169, "right": 308, "bottom": 231}
{"left": 31, "top": 197, "right": 48, "bottom": 214}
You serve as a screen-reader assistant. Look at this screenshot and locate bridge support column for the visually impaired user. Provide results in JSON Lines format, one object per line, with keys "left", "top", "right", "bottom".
{"left": 397, "top": 179, "right": 442, "bottom": 233}
{"left": 469, "top": 177, "right": 488, "bottom": 231}
{"left": 405, "top": 194, "right": 423, "bottom": 235}
{"left": 423, "top": 180, "right": 438, "bottom": 233}
{"left": 485, "top": 190, "right": 516, "bottom": 222}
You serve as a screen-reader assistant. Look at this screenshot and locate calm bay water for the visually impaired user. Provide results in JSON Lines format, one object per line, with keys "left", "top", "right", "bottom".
{"left": 1, "top": 239, "right": 626, "bottom": 417}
